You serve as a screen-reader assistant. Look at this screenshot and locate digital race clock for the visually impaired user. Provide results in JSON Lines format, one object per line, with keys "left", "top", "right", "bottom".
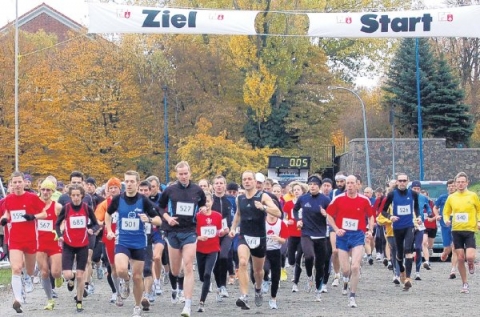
{"left": 268, "top": 156, "right": 311, "bottom": 169}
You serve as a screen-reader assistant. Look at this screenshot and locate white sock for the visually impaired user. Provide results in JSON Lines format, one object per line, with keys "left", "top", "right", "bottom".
{"left": 185, "top": 299, "right": 192, "bottom": 308}
{"left": 42, "top": 277, "right": 53, "bottom": 300}
{"left": 12, "top": 275, "right": 23, "bottom": 302}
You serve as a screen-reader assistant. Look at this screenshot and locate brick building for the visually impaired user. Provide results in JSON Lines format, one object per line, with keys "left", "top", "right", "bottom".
{"left": 0, "top": 2, "right": 83, "bottom": 41}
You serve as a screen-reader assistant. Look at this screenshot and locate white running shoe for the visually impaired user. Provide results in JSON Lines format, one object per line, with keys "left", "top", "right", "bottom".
{"left": 321, "top": 284, "right": 328, "bottom": 293}
{"left": 314, "top": 290, "right": 322, "bottom": 302}
{"left": 220, "top": 286, "right": 229, "bottom": 298}
{"left": 154, "top": 280, "right": 163, "bottom": 295}
{"left": 292, "top": 284, "right": 299, "bottom": 293}
{"left": 349, "top": 297, "right": 358, "bottom": 308}
{"left": 24, "top": 275, "right": 34, "bottom": 293}
{"left": 331, "top": 275, "right": 340, "bottom": 287}
{"left": 121, "top": 280, "right": 130, "bottom": 299}
{"left": 171, "top": 289, "right": 179, "bottom": 304}
{"left": 132, "top": 305, "right": 142, "bottom": 317}
{"left": 181, "top": 305, "right": 191, "bottom": 317}
{"left": 110, "top": 293, "right": 117, "bottom": 303}
{"left": 269, "top": 299, "right": 278, "bottom": 309}
{"left": 261, "top": 281, "right": 270, "bottom": 294}
{"left": 461, "top": 283, "right": 470, "bottom": 294}
{"left": 178, "top": 290, "right": 185, "bottom": 303}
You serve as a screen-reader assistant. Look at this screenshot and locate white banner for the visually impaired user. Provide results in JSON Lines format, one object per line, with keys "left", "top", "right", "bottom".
{"left": 308, "top": 6, "right": 480, "bottom": 38}
{"left": 88, "top": 3, "right": 259, "bottom": 35}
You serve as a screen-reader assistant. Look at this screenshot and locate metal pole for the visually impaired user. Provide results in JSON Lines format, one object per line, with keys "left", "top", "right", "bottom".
{"left": 0, "top": 177, "right": 6, "bottom": 197}
{"left": 390, "top": 108, "right": 395, "bottom": 180}
{"left": 163, "top": 85, "right": 169, "bottom": 184}
{"left": 14, "top": 0, "right": 19, "bottom": 171}
{"left": 328, "top": 86, "right": 371, "bottom": 188}
{"left": 415, "top": 38, "right": 424, "bottom": 180}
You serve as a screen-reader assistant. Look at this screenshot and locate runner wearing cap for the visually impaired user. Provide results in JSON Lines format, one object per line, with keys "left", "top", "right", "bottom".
{"left": 327, "top": 175, "right": 374, "bottom": 308}
{"left": 293, "top": 175, "right": 331, "bottom": 301}
{"left": 330, "top": 171, "right": 347, "bottom": 287}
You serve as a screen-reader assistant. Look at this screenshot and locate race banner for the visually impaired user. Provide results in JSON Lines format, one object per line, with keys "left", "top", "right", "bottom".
{"left": 308, "top": 6, "right": 480, "bottom": 38}
{"left": 88, "top": 3, "right": 259, "bottom": 35}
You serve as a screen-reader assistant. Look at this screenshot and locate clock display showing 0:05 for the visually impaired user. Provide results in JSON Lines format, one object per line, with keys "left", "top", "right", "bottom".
{"left": 268, "top": 156, "right": 311, "bottom": 169}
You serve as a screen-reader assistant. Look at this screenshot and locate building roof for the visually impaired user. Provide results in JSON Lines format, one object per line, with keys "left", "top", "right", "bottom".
{"left": 0, "top": 2, "right": 83, "bottom": 34}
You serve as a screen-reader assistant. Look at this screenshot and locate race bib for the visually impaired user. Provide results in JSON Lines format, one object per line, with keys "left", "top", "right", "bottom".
{"left": 176, "top": 202, "right": 194, "bottom": 216}
{"left": 244, "top": 235, "right": 260, "bottom": 249}
{"left": 145, "top": 222, "right": 152, "bottom": 234}
{"left": 10, "top": 210, "right": 26, "bottom": 223}
{"left": 201, "top": 226, "right": 217, "bottom": 238}
{"left": 222, "top": 218, "right": 228, "bottom": 229}
{"left": 455, "top": 213, "right": 469, "bottom": 223}
{"left": 37, "top": 219, "right": 53, "bottom": 232}
{"left": 121, "top": 218, "right": 140, "bottom": 231}
{"left": 397, "top": 205, "right": 411, "bottom": 216}
{"left": 342, "top": 218, "right": 359, "bottom": 231}
{"left": 70, "top": 216, "right": 86, "bottom": 229}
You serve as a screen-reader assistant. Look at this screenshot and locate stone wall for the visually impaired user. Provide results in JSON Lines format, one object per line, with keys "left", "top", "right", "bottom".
{"left": 337, "top": 138, "right": 480, "bottom": 188}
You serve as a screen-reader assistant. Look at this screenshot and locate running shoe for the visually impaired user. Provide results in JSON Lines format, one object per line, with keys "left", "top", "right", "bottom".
{"left": 387, "top": 262, "right": 393, "bottom": 270}
{"left": 44, "top": 299, "right": 55, "bottom": 310}
{"left": 110, "top": 293, "right": 117, "bottom": 304}
{"left": 236, "top": 295, "right": 250, "bottom": 310}
{"left": 254, "top": 290, "right": 263, "bottom": 307}
{"left": 393, "top": 276, "right": 400, "bottom": 285}
{"left": 321, "top": 284, "right": 328, "bottom": 293}
{"left": 269, "top": 299, "right": 278, "bottom": 309}
{"left": 87, "top": 283, "right": 95, "bottom": 295}
{"left": 154, "top": 280, "right": 163, "bottom": 295}
{"left": 209, "top": 282, "right": 213, "bottom": 293}
{"left": 141, "top": 297, "right": 150, "bottom": 311}
{"left": 292, "top": 283, "right": 299, "bottom": 292}
{"left": 132, "top": 305, "right": 142, "bottom": 317}
{"left": 76, "top": 302, "right": 84, "bottom": 313}
{"left": 171, "top": 289, "right": 178, "bottom": 304}
{"left": 261, "top": 281, "right": 270, "bottom": 294}
{"left": 376, "top": 254, "right": 382, "bottom": 261}
{"left": 468, "top": 261, "right": 475, "bottom": 274}
{"left": 348, "top": 297, "right": 358, "bottom": 308}
{"left": 331, "top": 275, "right": 340, "bottom": 287}
{"left": 24, "top": 275, "right": 34, "bottom": 293}
{"left": 13, "top": 300, "right": 23, "bottom": 313}
{"left": 403, "top": 278, "right": 412, "bottom": 291}
{"left": 305, "top": 276, "right": 314, "bottom": 292}
{"left": 383, "top": 258, "right": 389, "bottom": 267}
{"left": 228, "top": 276, "right": 235, "bottom": 285}
{"left": 342, "top": 283, "right": 348, "bottom": 295}
{"left": 52, "top": 290, "right": 58, "bottom": 298}
{"left": 449, "top": 270, "right": 457, "bottom": 279}
{"left": 423, "top": 262, "right": 431, "bottom": 270}
{"left": 178, "top": 290, "right": 185, "bottom": 303}
{"left": 461, "top": 283, "right": 470, "bottom": 294}
{"left": 147, "top": 291, "right": 156, "bottom": 303}
{"left": 220, "top": 286, "right": 229, "bottom": 298}
{"left": 280, "top": 268, "right": 288, "bottom": 281}
{"left": 367, "top": 255, "right": 374, "bottom": 265}
{"left": 415, "top": 273, "right": 421, "bottom": 281}
{"left": 162, "top": 271, "right": 169, "bottom": 285}
{"left": 115, "top": 294, "right": 124, "bottom": 307}
{"left": 216, "top": 289, "right": 223, "bottom": 302}
{"left": 67, "top": 280, "right": 75, "bottom": 292}
{"left": 314, "top": 290, "right": 322, "bottom": 302}
{"left": 55, "top": 277, "right": 64, "bottom": 288}
{"left": 96, "top": 265, "right": 104, "bottom": 280}
{"left": 180, "top": 305, "right": 191, "bottom": 317}
{"left": 197, "top": 302, "right": 205, "bottom": 313}
{"left": 121, "top": 280, "right": 130, "bottom": 299}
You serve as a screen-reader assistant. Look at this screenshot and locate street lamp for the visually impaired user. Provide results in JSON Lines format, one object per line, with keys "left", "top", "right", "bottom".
{"left": 328, "top": 86, "right": 371, "bottom": 188}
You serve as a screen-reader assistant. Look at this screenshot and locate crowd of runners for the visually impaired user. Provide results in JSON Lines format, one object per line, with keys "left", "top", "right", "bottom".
{"left": 0, "top": 163, "right": 479, "bottom": 316}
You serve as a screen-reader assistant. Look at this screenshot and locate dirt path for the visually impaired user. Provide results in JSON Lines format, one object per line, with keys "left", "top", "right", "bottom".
{"left": 0, "top": 255, "right": 479, "bottom": 317}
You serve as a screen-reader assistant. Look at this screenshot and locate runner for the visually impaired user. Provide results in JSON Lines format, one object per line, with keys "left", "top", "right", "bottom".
{"left": 330, "top": 171, "right": 347, "bottom": 286}
{"left": 434, "top": 179, "right": 458, "bottom": 279}
{"left": 36, "top": 179, "right": 63, "bottom": 310}
{"left": 441, "top": 172, "right": 480, "bottom": 293}
{"left": 158, "top": 161, "right": 207, "bottom": 317}
{"left": 293, "top": 175, "right": 331, "bottom": 301}
{"left": 229, "top": 171, "right": 281, "bottom": 310}
{"left": 55, "top": 184, "right": 99, "bottom": 313}
{"left": 105, "top": 171, "right": 161, "bottom": 316}
{"left": 327, "top": 175, "right": 374, "bottom": 307}
{"left": 381, "top": 173, "right": 421, "bottom": 291}
{"left": 195, "top": 191, "right": 226, "bottom": 312}
{"left": 0, "top": 171, "right": 47, "bottom": 313}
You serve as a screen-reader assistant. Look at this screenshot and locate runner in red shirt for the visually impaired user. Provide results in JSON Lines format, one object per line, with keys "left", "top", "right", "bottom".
{"left": 36, "top": 180, "right": 63, "bottom": 310}
{"left": 195, "top": 191, "right": 227, "bottom": 313}
{"left": 327, "top": 175, "right": 375, "bottom": 308}
{"left": 0, "top": 171, "right": 47, "bottom": 313}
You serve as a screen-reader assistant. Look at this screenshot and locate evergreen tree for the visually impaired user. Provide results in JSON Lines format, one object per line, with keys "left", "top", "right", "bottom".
{"left": 428, "top": 54, "right": 473, "bottom": 147}
{"left": 382, "top": 38, "right": 437, "bottom": 137}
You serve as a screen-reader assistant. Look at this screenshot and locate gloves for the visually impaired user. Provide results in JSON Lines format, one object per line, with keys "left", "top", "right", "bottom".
{"left": 22, "top": 214, "right": 36, "bottom": 221}
{"left": 0, "top": 218, "right": 7, "bottom": 226}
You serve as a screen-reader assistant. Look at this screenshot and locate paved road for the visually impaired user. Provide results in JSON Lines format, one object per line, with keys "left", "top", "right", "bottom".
{"left": 0, "top": 255, "right": 479, "bottom": 317}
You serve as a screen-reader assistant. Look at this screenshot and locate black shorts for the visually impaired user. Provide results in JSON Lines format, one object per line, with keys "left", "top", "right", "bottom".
{"left": 63, "top": 243, "right": 89, "bottom": 271}
{"left": 115, "top": 245, "right": 147, "bottom": 262}
{"left": 238, "top": 235, "right": 266, "bottom": 258}
{"left": 88, "top": 234, "right": 96, "bottom": 250}
{"left": 424, "top": 228, "right": 437, "bottom": 239}
{"left": 452, "top": 231, "right": 476, "bottom": 250}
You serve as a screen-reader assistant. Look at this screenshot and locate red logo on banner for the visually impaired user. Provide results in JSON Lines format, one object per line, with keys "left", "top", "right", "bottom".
{"left": 124, "top": 10, "right": 131, "bottom": 19}
{"left": 346, "top": 17, "right": 352, "bottom": 24}
{"left": 217, "top": 14, "right": 224, "bottom": 20}
{"left": 438, "top": 12, "right": 454, "bottom": 22}
{"left": 447, "top": 14, "right": 453, "bottom": 22}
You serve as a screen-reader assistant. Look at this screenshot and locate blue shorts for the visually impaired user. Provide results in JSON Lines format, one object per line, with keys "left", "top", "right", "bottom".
{"left": 166, "top": 231, "right": 197, "bottom": 249}
{"left": 441, "top": 226, "right": 453, "bottom": 247}
{"left": 115, "top": 245, "right": 147, "bottom": 261}
{"left": 336, "top": 230, "right": 365, "bottom": 252}
{"left": 152, "top": 230, "right": 165, "bottom": 245}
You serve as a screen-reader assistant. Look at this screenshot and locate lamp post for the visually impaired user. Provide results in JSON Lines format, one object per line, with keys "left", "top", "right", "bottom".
{"left": 328, "top": 86, "right": 371, "bottom": 188}
{"left": 390, "top": 107, "right": 395, "bottom": 180}
{"left": 162, "top": 85, "right": 169, "bottom": 184}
